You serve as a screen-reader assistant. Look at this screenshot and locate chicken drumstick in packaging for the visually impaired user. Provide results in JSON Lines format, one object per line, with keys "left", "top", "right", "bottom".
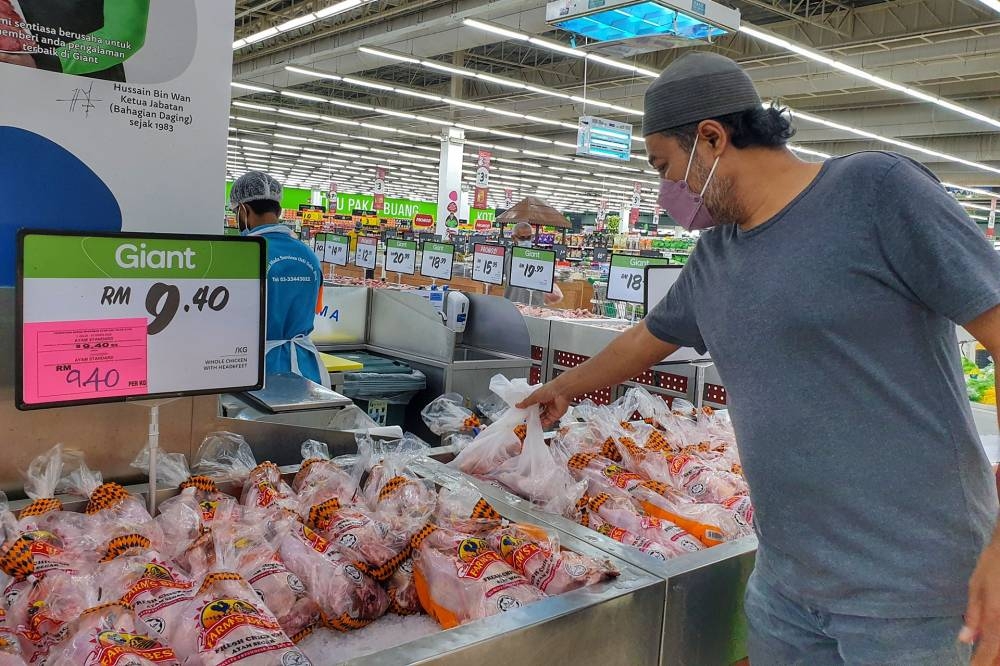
{"left": 193, "top": 432, "right": 296, "bottom": 513}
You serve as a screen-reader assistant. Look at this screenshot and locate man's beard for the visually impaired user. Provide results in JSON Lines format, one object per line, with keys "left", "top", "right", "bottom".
{"left": 690, "top": 157, "right": 746, "bottom": 227}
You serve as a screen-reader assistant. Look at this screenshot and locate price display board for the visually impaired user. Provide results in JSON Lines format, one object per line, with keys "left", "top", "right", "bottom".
{"left": 592, "top": 247, "right": 609, "bottom": 263}
{"left": 472, "top": 243, "right": 505, "bottom": 285}
{"left": 17, "top": 231, "right": 265, "bottom": 410}
{"left": 420, "top": 241, "right": 455, "bottom": 281}
{"left": 312, "top": 233, "right": 326, "bottom": 263}
{"left": 323, "top": 234, "right": 350, "bottom": 267}
{"left": 552, "top": 243, "right": 568, "bottom": 261}
{"left": 509, "top": 246, "right": 556, "bottom": 293}
{"left": 385, "top": 238, "right": 417, "bottom": 275}
{"left": 607, "top": 253, "right": 670, "bottom": 304}
{"left": 644, "top": 265, "right": 683, "bottom": 312}
{"left": 355, "top": 236, "right": 379, "bottom": 270}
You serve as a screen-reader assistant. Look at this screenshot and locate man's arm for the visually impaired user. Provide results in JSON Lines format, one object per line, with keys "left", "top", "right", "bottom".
{"left": 517, "top": 321, "right": 679, "bottom": 426}
{"left": 958, "top": 303, "right": 1000, "bottom": 664}
{"left": 543, "top": 283, "right": 564, "bottom": 306}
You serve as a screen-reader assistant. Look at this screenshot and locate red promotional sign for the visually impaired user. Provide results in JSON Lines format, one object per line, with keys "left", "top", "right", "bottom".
{"left": 413, "top": 213, "right": 434, "bottom": 228}
{"left": 474, "top": 150, "right": 491, "bottom": 209}
{"left": 475, "top": 219, "right": 492, "bottom": 232}
{"left": 373, "top": 167, "right": 386, "bottom": 212}
{"left": 503, "top": 188, "right": 513, "bottom": 208}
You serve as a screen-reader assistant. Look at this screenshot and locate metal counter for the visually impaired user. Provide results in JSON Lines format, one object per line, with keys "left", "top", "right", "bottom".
{"left": 413, "top": 457, "right": 755, "bottom": 666}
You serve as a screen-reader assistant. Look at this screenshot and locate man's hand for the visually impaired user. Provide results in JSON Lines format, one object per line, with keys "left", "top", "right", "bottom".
{"left": 517, "top": 381, "right": 571, "bottom": 428}
{"left": 963, "top": 539, "right": 1000, "bottom": 664}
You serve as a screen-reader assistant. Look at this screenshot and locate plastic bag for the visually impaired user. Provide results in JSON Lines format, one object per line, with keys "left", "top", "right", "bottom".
{"left": 19, "top": 445, "right": 72, "bottom": 521}
{"left": 475, "top": 394, "right": 508, "bottom": 424}
{"left": 58, "top": 457, "right": 150, "bottom": 523}
{"left": 325, "top": 405, "right": 382, "bottom": 433}
{"left": 240, "top": 462, "right": 297, "bottom": 513}
{"left": 421, "top": 394, "right": 481, "bottom": 436}
{"left": 451, "top": 375, "right": 585, "bottom": 517}
{"left": 361, "top": 434, "right": 436, "bottom": 523}
{"left": 293, "top": 439, "right": 359, "bottom": 501}
{"left": 585, "top": 493, "right": 703, "bottom": 557}
{"left": 487, "top": 523, "right": 617, "bottom": 594}
{"left": 192, "top": 432, "right": 258, "bottom": 483}
{"left": 411, "top": 523, "right": 545, "bottom": 629}
{"left": 277, "top": 518, "right": 388, "bottom": 631}
{"left": 211, "top": 516, "right": 322, "bottom": 643}
{"left": 433, "top": 484, "right": 504, "bottom": 535}
{"left": 0, "top": 606, "right": 24, "bottom": 666}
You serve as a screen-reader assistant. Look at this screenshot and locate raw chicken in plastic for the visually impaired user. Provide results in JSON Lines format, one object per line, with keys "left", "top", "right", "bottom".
{"left": 115, "top": 553, "right": 200, "bottom": 660}
{"left": 411, "top": 524, "right": 545, "bottom": 629}
{"left": 584, "top": 493, "right": 703, "bottom": 558}
{"left": 420, "top": 394, "right": 481, "bottom": 436}
{"left": 487, "top": 523, "right": 617, "bottom": 594}
{"left": 277, "top": 518, "right": 388, "bottom": 632}
{"left": 0, "top": 605, "right": 24, "bottom": 666}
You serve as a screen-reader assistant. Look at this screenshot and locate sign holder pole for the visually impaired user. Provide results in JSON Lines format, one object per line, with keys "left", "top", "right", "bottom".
{"left": 131, "top": 396, "right": 181, "bottom": 515}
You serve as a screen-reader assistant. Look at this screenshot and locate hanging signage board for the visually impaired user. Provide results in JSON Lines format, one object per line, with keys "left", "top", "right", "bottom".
{"left": 577, "top": 116, "right": 633, "bottom": 162}
{"left": 355, "top": 236, "right": 379, "bottom": 270}
{"left": 16, "top": 231, "right": 265, "bottom": 410}
{"left": 607, "top": 252, "right": 670, "bottom": 304}
{"left": 509, "top": 247, "right": 556, "bottom": 293}
{"left": 420, "top": 241, "right": 455, "bottom": 281}
{"left": 385, "top": 238, "right": 417, "bottom": 275}
{"left": 472, "top": 243, "right": 506, "bottom": 286}
{"left": 324, "top": 234, "right": 350, "bottom": 266}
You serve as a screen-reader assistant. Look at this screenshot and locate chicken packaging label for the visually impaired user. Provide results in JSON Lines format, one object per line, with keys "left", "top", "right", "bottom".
{"left": 194, "top": 590, "right": 301, "bottom": 666}
{"left": 595, "top": 521, "right": 672, "bottom": 561}
{"left": 720, "top": 495, "right": 754, "bottom": 527}
{"left": 603, "top": 464, "right": 645, "bottom": 491}
{"left": 86, "top": 634, "right": 177, "bottom": 666}
{"left": 498, "top": 539, "right": 560, "bottom": 591}
{"left": 122, "top": 562, "right": 195, "bottom": 616}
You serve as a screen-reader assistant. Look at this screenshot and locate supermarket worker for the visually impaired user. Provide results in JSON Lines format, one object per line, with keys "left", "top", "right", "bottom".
{"left": 505, "top": 222, "right": 563, "bottom": 306}
{"left": 230, "top": 172, "right": 330, "bottom": 388}
{"left": 521, "top": 52, "right": 1000, "bottom": 665}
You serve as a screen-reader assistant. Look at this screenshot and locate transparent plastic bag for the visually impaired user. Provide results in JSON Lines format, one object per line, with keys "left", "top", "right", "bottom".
{"left": 211, "top": 516, "right": 321, "bottom": 643}
{"left": 0, "top": 605, "right": 24, "bottom": 665}
{"left": 411, "top": 523, "right": 545, "bottom": 629}
{"left": 362, "top": 434, "right": 436, "bottom": 522}
{"left": 451, "top": 375, "right": 585, "bottom": 517}
{"left": 240, "top": 462, "right": 297, "bottom": 513}
{"left": 487, "top": 523, "right": 617, "bottom": 594}
{"left": 421, "top": 394, "right": 481, "bottom": 436}
{"left": 475, "top": 394, "right": 508, "bottom": 424}
{"left": 325, "top": 405, "right": 381, "bottom": 433}
{"left": 192, "top": 432, "right": 258, "bottom": 482}
{"left": 277, "top": 517, "right": 388, "bottom": 632}
{"left": 58, "top": 456, "right": 151, "bottom": 522}
{"left": 131, "top": 442, "right": 198, "bottom": 492}
{"left": 19, "top": 445, "right": 72, "bottom": 520}
{"left": 585, "top": 493, "right": 703, "bottom": 557}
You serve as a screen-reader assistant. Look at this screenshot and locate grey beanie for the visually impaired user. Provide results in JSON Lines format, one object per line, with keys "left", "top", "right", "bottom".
{"left": 642, "top": 52, "right": 761, "bottom": 136}
{"left": 230, "top": 171, "right": 283, "bottom": 208}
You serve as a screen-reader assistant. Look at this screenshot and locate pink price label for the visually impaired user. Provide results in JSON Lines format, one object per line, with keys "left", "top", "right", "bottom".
{"left": 21, "top": 318, "right": 149, "bottom": 405}
{"left": 475, "top": 244, "right": 505, "bottom": 257}
{"left": 358, "top": 236, "right": 378, "bottom": 246}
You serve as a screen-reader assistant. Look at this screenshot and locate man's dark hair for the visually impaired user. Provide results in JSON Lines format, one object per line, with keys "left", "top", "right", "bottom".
{"left": 662, "top": 104, "right": 795, "bottom": 151}
{"left": 245, "top": 199, "right": 282, "bottom": 217}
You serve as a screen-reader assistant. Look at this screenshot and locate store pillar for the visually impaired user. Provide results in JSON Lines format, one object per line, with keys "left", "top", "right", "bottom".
{"left": 437, "top": 127, "right": 465, "bottom": 237}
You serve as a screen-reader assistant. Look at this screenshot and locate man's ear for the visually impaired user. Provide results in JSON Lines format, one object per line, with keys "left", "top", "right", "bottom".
{"left": 696, "top": 119, "right": 728, "bottom": 156}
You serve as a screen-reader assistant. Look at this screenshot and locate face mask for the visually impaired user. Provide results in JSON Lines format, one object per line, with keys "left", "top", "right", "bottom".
{"left": 657, "top": 136, "right": 721, "bottom": 231}
{"left": 516, "top": 240, "right": 532, "bottom": 247}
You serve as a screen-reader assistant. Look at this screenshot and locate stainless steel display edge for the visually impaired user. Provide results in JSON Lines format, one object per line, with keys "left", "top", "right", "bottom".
{"left": 413, "top": 458, "right": 756, "bottom": 666}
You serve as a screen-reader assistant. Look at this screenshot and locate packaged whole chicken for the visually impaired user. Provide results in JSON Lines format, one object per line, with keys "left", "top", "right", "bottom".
{"left": 487, "top": 523, "right": 617, "bottom": 594}
{"left": 0, "top": 606, "right": 24, "bottom": 666}
{"left": 277, "top": 518, "right": 388, "bottom": 632}
{"left": 584, "top": 493, "right": 704, "bottom": 558}
{"left": 42, "top": 571, "right": 179, "bottom": 666}
{"left": 361, "top": 435, "right": 436, "bottom": 532}
{"left": 59, "top": 457, "right": 152, "bottom": 525}
{"left": 116, "top": 554, "right": 200, "bottom": 660}
{"left": 411, "top": 524, "right": 545, "bottom": 629}
{"left": 420, "top": 394, "right": 481, "bottom": 436}
{"left": 187, "top": 570, "right": 309, "bottom": 665}
{"left": 193, "top": 432, "right": 296, "bottom": 514}
{"left": 291, "top": 440, "right": 358, "bottom": 498}
{"left": 209, "top": 518, "right": 322, "bottom": 644}
{"left": 385, "top": 558, "right": 421, "bottom": 616}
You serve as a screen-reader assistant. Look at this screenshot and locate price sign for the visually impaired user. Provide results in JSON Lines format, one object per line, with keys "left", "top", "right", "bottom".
{"left": 313, "top": 233, "right": 327, "bottom": 263}
{"left": 16, "top": 231, "right": 265, "bottom": 410}
{"left": 607, "top": 253, "right": 670, "bottom": 304}
{"left": 552, "top": 243, "right": 568, "bottom": 261}
{"left": 355, "top": 236, "right": 379, "bottom": 270}
{"left": 420, "top": 241, "right": 455, "bottom": 281}
{"left": 644, "top": 265, "right": 683, "bottom": 312}
{"left": 385, "top": 238, "right": 417, "bottom": 275}
{"left": 472, "top": 243, "right": 505, "bottom": 286}
{"left": 324, "top": 234, "right": 350, "bottom": 266}
{"left": 592, "top": 247, "right": 609, "bottom": 263}
{"left": 509, "top": 246, "right": 556, "bottom": 293}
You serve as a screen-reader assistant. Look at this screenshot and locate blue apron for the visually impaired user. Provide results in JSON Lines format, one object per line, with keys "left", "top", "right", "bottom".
{"left": 249, "top": 224, "right": 331, "bottom": 388}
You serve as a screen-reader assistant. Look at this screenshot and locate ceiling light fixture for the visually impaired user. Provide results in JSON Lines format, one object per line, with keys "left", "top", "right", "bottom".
{"left": 233, "top": 0, "right": 370, "bottom": 51}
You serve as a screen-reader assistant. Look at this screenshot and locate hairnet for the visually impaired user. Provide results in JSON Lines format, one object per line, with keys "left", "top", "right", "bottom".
{"left": 230, "top": 171, "right": 283, "bottom": 209}
{"left": 642, "top": 52, "right": 761, "bottom": 136}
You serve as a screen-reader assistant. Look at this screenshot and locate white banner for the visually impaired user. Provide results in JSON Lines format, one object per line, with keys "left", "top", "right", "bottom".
{"left": 0, "top": 0, "right": 236, "bottom": 286}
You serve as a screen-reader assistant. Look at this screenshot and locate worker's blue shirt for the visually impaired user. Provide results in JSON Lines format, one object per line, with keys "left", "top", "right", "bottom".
{"left": 251, "top": 224, "right": 324, "bottom": 384}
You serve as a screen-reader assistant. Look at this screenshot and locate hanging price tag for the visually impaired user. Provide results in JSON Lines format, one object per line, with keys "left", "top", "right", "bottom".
{"left": 607, "top": 253, "right": 670, "bottom": 304}
{"left": 355, "top": 236, "right": 379, "bottom": 270}
{"left": 324, "top": 234, "right": 350, "bottom": 266}
{"left": 509, "top": 246, "right": 556, "bottom": 293}
{"left": 385, "top": 238, "right": 417, "bottom": 275}
{"left": 420, "top": 241, "right": 455, "bottom": 281}
{"left": 472, "top": 243, "right": 505, "bottom": 285}
{"left": 17, "top": 232, "right": 265, "bottom": 410}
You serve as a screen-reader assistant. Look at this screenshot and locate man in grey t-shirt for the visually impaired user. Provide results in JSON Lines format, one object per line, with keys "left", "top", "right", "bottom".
{"left": 521, "top": 52, "right": 1000, "bottom": 665}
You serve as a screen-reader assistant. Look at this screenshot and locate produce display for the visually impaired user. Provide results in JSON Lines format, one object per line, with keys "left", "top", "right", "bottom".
{"left": 0, "top": 432, "right": 617, "bottom": 665}
{"left": 433, "top": 376, "right": 754, "bottom": 564}
{"left": 965, "top": 358, "right": 996, "bottom": 405}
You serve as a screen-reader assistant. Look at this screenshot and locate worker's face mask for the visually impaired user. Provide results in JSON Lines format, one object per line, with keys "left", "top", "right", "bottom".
{"left": 516, "top": 240, "right": 532, "bottom": 247}
{"left": 657, "top": 136, "right": 721, "bottom": 231}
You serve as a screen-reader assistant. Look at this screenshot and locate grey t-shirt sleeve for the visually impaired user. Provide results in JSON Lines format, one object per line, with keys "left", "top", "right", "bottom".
{"left": 644, "top": 264, "right": 707, "bottom": 354}
{"left": 873, "top": 158, "right": 1000, "bottom": 325}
